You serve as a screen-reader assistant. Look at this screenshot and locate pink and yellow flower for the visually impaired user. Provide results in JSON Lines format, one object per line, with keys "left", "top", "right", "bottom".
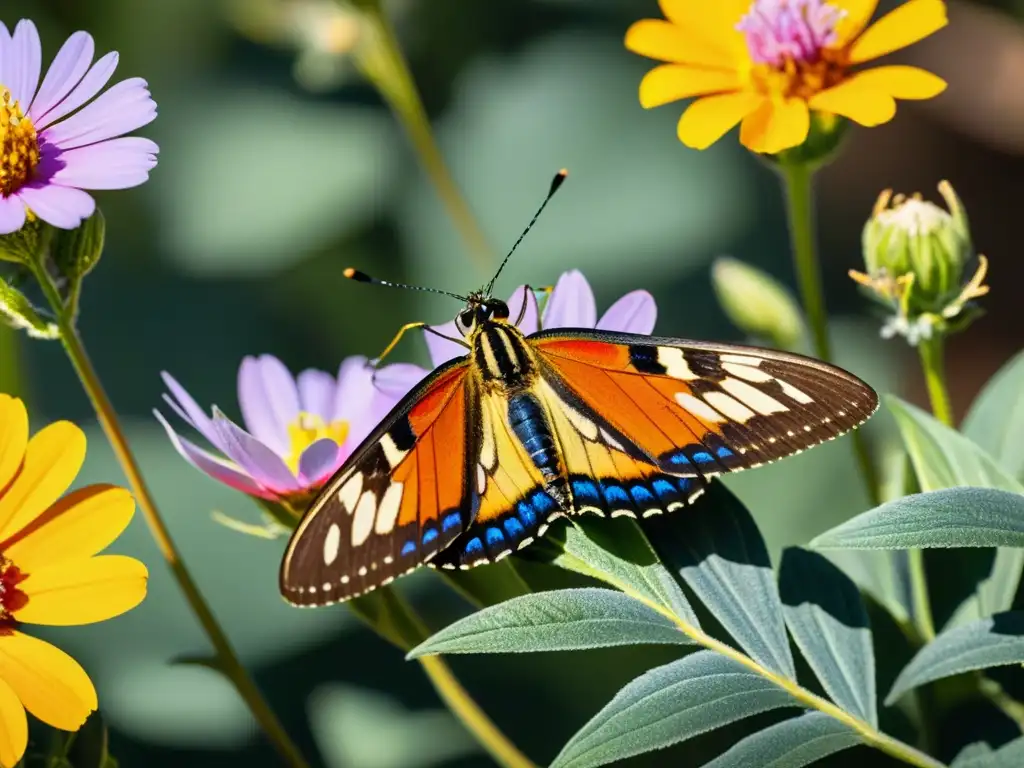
{"left": 626, "top": 0, "right": 948, "bottom": 154}
{"left": 0, "top": 395, "right": 147, "bottom": 766}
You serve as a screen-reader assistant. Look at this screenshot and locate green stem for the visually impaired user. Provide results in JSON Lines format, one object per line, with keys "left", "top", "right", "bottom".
{"left": 917, "top": 335, "right": 954, "bottom": 427}
{"left": 354, "top": 1, "right": 492, "bottom": 272}
{"left": 28, "top": 263, "right": 310, "bottom": 768}
{"left": 777, "top": 160, "right": 881, "bottom": 507}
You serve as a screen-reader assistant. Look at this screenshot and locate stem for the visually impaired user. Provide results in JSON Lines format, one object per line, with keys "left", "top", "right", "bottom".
{"left": 907, "top": 549, "right": 936, "bottom": 642}
{"left": 29, "top": 264, "right": 309, "bottom": 768}
{"left": 777, "top": 160, "right": 881, "bottom": 507}
{"left": 355, "top": 1, "right": 492, "bottom": 272}
{"left": 917, "top": 336, "right": 954, "bottom": 427}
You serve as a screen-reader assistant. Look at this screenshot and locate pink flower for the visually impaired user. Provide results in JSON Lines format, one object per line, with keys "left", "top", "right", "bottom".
{"left": 424, "top": 269, "right": 658, "bottom": 367}
{"left": 155, "top": 355, "right": 423, "bottom": 502}
{"left": 0, "top": 20, "right": 158, "bottom": 234}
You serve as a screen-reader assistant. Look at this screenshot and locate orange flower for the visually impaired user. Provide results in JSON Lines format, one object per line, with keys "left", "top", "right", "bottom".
{"left": 0, "top": 394, "right": 147, "bottom": 766}
{"left": 625, "top": 0, "right": 948, "bottom": 153}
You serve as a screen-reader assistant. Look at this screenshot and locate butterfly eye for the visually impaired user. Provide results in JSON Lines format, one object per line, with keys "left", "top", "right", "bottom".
{"left": 455, "top": 309, "right": 477, "bottom": 335}
{"left": 487, "top": 300, "right": 510, "bottom": 321}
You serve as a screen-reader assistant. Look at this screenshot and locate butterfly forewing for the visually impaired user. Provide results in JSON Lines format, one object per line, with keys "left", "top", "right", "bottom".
{"left": 280, "top": 360, "right": 476, "bottom": 606}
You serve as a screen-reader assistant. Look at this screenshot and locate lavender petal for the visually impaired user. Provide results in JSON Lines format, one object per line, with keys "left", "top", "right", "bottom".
{"left": 597, "top": 290, "right": 657, "bottom": 335}
{"left": 0, "top": 195, "right": 26, "bottom": 235}
{"left": 543, "top": 270, "right": 597, "bottom": 329}
{"left": 34, "top": 51, "right": 117, "bottom": 131}
{"left": 296, "top": 368, "right": 336, "bottom": 422}
{"left": 506, "top": 284, "right": 539, "bottom": 335}
{"left": 332, "top": 355, "right": 376, "bottom": 441}
{"left": 237, "top": 355, "right": 300, "bottom": 457}
{"left": 14, "top": 184, "right": 95, "bottom": 229}
{"left": 8, "top": 20, "right": 41, "bottom": 110}
{"left": 211, "top": 413, "right": 301, "bottom": 494}
{"left": 373, "top": 363, "right": 428, "bottom": 401}
{"left": 425, "top": 319, "right": 466, "bottom": 368}
{"left": 160, "top": 371, "right": 225, "bottom": 451}
{"left": 29, "top": 32, "right": 93, "bottom": 121}
{"left": 297, "top": 438, "right": 342, "bottom": 486}
{"left": 48, "top": 136, "right": 159, "bottom": 190}
{"left": 42, "top": 77, "right": 156, "bottom": 149}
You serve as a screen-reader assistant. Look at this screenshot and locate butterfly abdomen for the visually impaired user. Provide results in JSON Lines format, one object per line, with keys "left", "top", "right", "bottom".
{"left": 507, "top": 392, "right": 571, "bottom": 507}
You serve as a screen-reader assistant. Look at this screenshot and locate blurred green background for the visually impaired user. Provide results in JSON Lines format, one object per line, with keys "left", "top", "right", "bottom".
{"left": 3, "top": 0, "right": 1024, "bottom": 765}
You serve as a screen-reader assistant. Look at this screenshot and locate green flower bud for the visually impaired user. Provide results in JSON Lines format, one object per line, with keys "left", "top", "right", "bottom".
{"left": 711, "top": 256, "right": 805, "bottom": 351}
{"left": 0, "top": 218, "right": 50, "bottom": 265}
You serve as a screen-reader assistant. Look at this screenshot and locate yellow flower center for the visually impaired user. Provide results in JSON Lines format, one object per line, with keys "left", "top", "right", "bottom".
{"left": 0, "top": 554, "right": 26, "bottom": 622}
{"left": 0, "top": 87, "right": 39, "bottom": 198}
{"left": 748, "top": 55, "right": 845, "bottom": 101}
{"left": 285, "top": 412, "right": 349, "bottom": 475}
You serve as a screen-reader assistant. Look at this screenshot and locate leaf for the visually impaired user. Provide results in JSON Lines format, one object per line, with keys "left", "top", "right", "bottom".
{"left": 699, "top": 712, "right": 861, "bottom": 768}
{"left": 64, "top": 710, "right": 111, "bottom": 768}
{"left": 963, "top": 350, "right": 1024, "bottom": 482}
{"left": 886, "top": 396, "right": 1024, "bottom": 616}
{"left": 779, "top": 548, "right": 878, "bottom": 726}
{"left": 0, "top": 277, "right": 59, "bottom": 340}
{"left": 809, "top": 488, "right": 1024, "bottom": 550}
{"left": 887, "top": 611, "right": 1024, "bottom": 704}
{"left": 642, "top": 482, "right": 796, "bottom": 679}
{"left": 548, "top": 517, "right": 701, "bottom": 628}
{"left": 406, "top": 588, "right": 692, "bottom": 657}
{"left": 551, "top": 650, "right": 795, "bottom": 768}
{"left": 953, "top": 736, "right": 1024, "bottom": 768}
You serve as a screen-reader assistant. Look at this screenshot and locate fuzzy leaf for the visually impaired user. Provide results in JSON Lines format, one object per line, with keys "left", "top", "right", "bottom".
{"left": 642, "top": 482, "right": 796, "bottom": 679}
{"left": 407, "top": 588, "right": 691, "bottom": 657}
{"left": 887, "top": 611, "right": 1024, "bottom": 704}
{"left": 963, "top": 350, "right": 1024, "bottom": 482}
{"left": 551, "top": 650, "right": 794, "bottom": 768}
{"left": 700, "top": 712, "right": 861, "bottom": 768}
{"left": 779, "top": 548, "right": 877, "bottom": 726}
{"left": 952, "top": 736, "right": 1024, "bottom": 768}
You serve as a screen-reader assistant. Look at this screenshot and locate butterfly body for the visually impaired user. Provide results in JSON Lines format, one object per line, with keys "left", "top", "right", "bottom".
{"left": 280, "top": 288, "right": 879, "bottom": 607}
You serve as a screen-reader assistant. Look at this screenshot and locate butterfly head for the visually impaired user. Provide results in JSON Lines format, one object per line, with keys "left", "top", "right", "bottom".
{"left": 455, "top": 294, "right": 510, "bottom": 337}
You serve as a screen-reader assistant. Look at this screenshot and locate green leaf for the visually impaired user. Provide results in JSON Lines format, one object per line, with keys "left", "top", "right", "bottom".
{"left": 549, "top": 517, "right": 701, "bottom": 628}
{"left": 0, "top": 278, "right": 59, "bottom": 340}
{"left": 886, "top": 611, "right": 1024, "bottom": 704}
{"left": 953, "top": 736, "right": 1024, "bottom": 768}
{"left": 551, "top": 650, "right": 795, "bottom": 768}
{"left": 810, "top": 488, "right": 1024, "bottom": 550}
{"left": 406, "top": 588, "right": 691, "bottom": 657}
{"left": 700, "top": 712, "right": 861, "bottom": 768}
{"left": 642, "top": 482, "right": 796, "bottom": 679}
{"left": 963, "top": 350, "right": 1024, "bottom": 481}
{"left": 779, "top": 548, "right": 877, "bottom": 726}
{"left": 64, "top": 710, "right": 111, "bottom": 768}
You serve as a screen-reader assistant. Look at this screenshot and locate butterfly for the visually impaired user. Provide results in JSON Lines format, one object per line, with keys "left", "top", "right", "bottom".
{"left": 280, "top": 172, "right": 879, "bottom": 607}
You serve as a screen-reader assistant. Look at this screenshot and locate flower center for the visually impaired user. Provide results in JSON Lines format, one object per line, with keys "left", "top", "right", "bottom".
{"left": 875, "top": 197, "right": 952, "bottom": 237}
{"left": 738, "top": 0, "right": 845, "bottom": 66}
{"left": 0, "top": 555, "right": 26, "bottom": 622}
{"left": 0, "top": 88, "right": 39, "bottom": 198}
{"left": 285, "top": 412, "right": 349, "bottom": 474}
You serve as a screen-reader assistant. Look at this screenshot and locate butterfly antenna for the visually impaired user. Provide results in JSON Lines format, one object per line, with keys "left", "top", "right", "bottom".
{"left": 343, "top": 268, "right": 468, "bottom": 302}
{"left": 485, "top": 169, "right": 568, "bottom": 296}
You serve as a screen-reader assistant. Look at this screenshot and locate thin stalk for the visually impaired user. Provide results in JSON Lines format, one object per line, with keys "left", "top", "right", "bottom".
{"left": 354, "top": 1, "right": 492, "bottom": 271}
{"left": 29, "top": 263, "right": 309, "bottom": 768}
{"left": 777, "top": 160, "right": 881, "bottom": 507}
{"left": 917, "top": 336, "right": 954, "bottom": 427}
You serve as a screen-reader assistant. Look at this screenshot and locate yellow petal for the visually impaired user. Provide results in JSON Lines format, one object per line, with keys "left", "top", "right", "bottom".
{"left": 740, "top": 98, "right": 811, "bottom": 154}
{"left": 0, "top": 421, "right": 86, "bottom": 541}
{"left": 831, "top": 0, "right": 879, "bottom": 46}
{"left": 0, "top": 677, "right": 26, "bottom": 768}
{"left": 640, "top": 65, "right": 743, "bottom": 108}
{"left": 678, "top": 91, "right": 766, "bottom": 149}
{"left": 657, "top": 0, "right": 751, "bottom": 63}
{"left": 809, "top": 66, "right": 945, "bottom": 125}
{"left": 0, "top": 396, "right": 27, "bottom": 495}
{"left": 3, "top": 485, "right": 135, "bottom": 571}
{"left": 625, "top": 19, "right": 737, "bottom": 70}
{"left": 17, "top": 555, "right": 148, "bottom": 626}
{"left": 848, "top": 0, "right": 948, "bottom": 65}
{"left": 844, "top": 65, "right": 947, "bottom": 98}
{"left": 0, "top": 631, "right": 96, "bottom": 731}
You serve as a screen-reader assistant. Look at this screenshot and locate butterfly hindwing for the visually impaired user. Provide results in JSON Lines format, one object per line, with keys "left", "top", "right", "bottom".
{"left": 530, "top": 329, "right": 879, "bottom": 476}
{"left": 280, "top": 360, "right": 476, "bottom": 606}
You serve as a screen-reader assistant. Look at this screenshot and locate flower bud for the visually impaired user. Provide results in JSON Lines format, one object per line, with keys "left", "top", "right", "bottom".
{"left": 852, "top": 181, "right": 988, "bottom": 344}
{"left": 0, "top": 278, "right": 59, "bottom": 339}
{"left": 712, "top": 256, "right": 805, "bottom": 351}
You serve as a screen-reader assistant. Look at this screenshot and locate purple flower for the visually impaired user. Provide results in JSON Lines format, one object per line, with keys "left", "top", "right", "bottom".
{"left": 155, "top": 355, "right": 423, "bottom": 501}
{"left": 0, "top": 20, "right": 158, "bottom": 235}
{"left": 424, "top": 269, "right": 657, "bottom": 367}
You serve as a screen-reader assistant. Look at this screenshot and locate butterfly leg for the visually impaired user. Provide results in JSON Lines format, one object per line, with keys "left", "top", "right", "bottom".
{"left": 372, "top": 322, "right": 469, "bottom": 367}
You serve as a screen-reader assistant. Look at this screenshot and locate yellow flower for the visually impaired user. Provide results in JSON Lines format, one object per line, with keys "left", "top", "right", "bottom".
{"left": 625, "top": 0, "right": 948, "bottom": 153}
{"left": 0, "top": 395, "right": 147, "bottom": 766}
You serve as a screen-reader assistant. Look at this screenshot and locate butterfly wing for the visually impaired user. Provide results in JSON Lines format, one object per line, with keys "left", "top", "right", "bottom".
{"left": 529, "top": 329, "right": 879, "bottom": 477}
{"left": 280, "top": 359, "right": 477, "bottom": 606}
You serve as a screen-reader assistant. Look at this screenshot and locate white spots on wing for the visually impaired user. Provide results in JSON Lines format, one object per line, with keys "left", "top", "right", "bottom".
{"left": 657, "top": 347, "right": 698, "bottom": 380}
{"left": 599, "top": 427, "right": 625, "bottom": 452}
{"left": 722, "top": 361, "right": 774, "bottom": 383}
{"left": 779, "top": 379, "right": 815, "bottom": 404}
{"left": 479, "top": 416, "right": 497, "bottom": 469}
{"left": 675, "top": 392, "right": 726, "bottom": 423}
{"left": 564, "top": 404, "right": 599, "bottom": 440}
{"left": 323, "top": 523, "right": 341, "bottom": 566}
{"left": 358, "top": 566, "right": 368, "bottom": 576}
{"left": 704, "top": 391, "right": 756, "bottom": 423}
{"left": 374, "top": 482, "right": 403, "bottom": 535}
{"left": 337, "top": 473, "right": 363, "bottom": 513}
{"left": 495, "top": 549, "right": 512, "bottom": 561}
{"left": 322, "top": 582, "right": 332, "bottom": 591}
{"left": 476, "top": 463, "right": 487, "bottom": 494}
{"left": 341, "top": 575, "right": 350, "bottom": 585}
{"left": 720, "top": 353, "right": 765, "bottom": 367}
{"left": 518, "top": 536, "right": 535, "bottom": 549}
{"left": 721, "top": 377, "right": 788, "bottom": 415}
{"left": 610, "top": 509, "right": 635, "bottom": 518}
{"left": 642, "top": 508, "right": 663, "bottom": 518}
{"left": 383, "top": 555, "right": 394, "bottom": 565}
{"left": 804, "top": 425, "right": 813, "bottom": 432}
{"left": 351, "top": 491, "right": 377, "bottom": 546}
{"left": 380, "top": 434, "right": 408, "bottom": 468}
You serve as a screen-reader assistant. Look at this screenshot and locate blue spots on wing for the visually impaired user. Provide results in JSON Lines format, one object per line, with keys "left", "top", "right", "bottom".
{"left": 464, "top": 537, "right": 484, "bottom": 557}
{"left": 651, "top": 477, "right": 677, "bottom": 499}
{"left": 400, "top": 540, "right": 416, "bottom": 557}
{"left": 717, "top": 446, "right": 735, "bottom": 458}
{"left": 503, "top": 517, "right": 525, "bottom": 539}
{"left": 517, "top": 500, "right": 537, "bottom": 528}
{"left": 629, "top": 484, "right": 655, "bottom": 505}
{"left": 669, "top": 452, "right": 692, "bottom": 466}
{"left": 602, "top": 483, "right": 630, "bottom": 506}
{"left": 532, "top": 490, "right": 557, "bottom": 515}
{"left": 421, "top": 527, "right": 439, "bottom": 546}
{"left": 692, "top": 450, "right": 714, "bottom": 464}
{"left": 485, "top": 527, "right": 505, "bottom": 548}
{"left": 441, "top": 511, "right": 462, "bottom": 532}
{"left": 572, "top": 479, "right": 601, "bottom": 503}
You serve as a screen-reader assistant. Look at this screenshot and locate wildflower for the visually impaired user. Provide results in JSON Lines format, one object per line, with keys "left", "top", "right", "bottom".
{"left": 851, "top": 180, "right": 988, "bottom": 344}
{"left": 425, "top": 269, "right": 657, "bottom": 367}
{"left": 625, "top": 0, "right": 948, "bottom": 153}
{"left": 0, "top": 20, "right": 158, "bottom": 235}
{"left": 156, "top": 355, "right": 423, "bottom": 510}
{"left": 0, "top": 394, "right": 147, "bottom": 766}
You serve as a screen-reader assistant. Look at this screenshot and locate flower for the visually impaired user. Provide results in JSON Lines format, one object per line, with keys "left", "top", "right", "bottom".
{"left": 156, "top": 355, "right": 424, "bottom": 508}
{"left": 850, "top": 180, "right": 988, "bottom": 344}
{"left": 625, "top": 0, "right": 948, "bottom": 153}
{"left": 0, "top": 394, "right": 147, "bottom": 766}
{"left": 424, "top": 269, "right": 658, "bottom": 368}
{"left": 0, "top": 20, "right": 158, "bottom": 235}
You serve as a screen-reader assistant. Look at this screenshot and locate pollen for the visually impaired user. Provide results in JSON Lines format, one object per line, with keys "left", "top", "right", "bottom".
{"left": 0, "top": 87, "right": 39, "bottom": 197}
{"left": 285, "top": 412, "right": 349, "bottom": 474}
